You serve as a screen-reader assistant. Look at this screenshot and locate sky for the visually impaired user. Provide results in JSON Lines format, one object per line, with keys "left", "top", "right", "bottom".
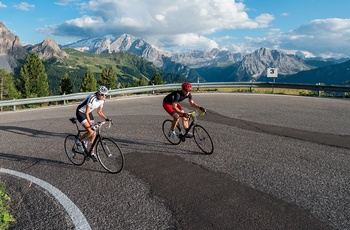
{"left": 0, "top": 0, "right": 350, "bottom": 59}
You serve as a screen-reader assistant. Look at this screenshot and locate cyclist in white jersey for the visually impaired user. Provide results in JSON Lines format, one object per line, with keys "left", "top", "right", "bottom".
{"left": 75, "top": 85, "right": 112, "bottom": 158}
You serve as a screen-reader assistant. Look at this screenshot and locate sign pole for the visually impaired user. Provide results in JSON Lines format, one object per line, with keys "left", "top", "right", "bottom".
{"left": 267, "top": 68, "right": 278, "bottom": 94}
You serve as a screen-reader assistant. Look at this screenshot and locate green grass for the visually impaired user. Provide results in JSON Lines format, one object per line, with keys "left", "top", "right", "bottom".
{"left": 197, "top": 87, "right": 319, "bottom": 96}
{"left": 0, "top": 183, "right": 15, "bottom": 230}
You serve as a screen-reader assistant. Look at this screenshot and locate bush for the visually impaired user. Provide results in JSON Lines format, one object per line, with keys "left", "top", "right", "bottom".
{"left": 0, "top": 183, "right": 15, "bottom": 229}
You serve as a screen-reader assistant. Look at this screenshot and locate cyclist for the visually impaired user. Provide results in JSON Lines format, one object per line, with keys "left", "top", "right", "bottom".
{"left": 163, "top": 82, "right": 206, "bottom": 141}
{"left": 75, "top": 85, "right": 112, "bottom": 160}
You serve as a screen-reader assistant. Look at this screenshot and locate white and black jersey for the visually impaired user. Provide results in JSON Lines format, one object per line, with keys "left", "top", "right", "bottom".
{"left": 77, "top": 93, "right": 105, "bottom": 114}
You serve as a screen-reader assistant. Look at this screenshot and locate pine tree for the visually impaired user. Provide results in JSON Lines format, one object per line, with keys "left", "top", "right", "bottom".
{"left": 138, "top": 75, "right": 148, "bottom": 86}
{"left": 60, "top": 73, "right": 73, "bottom": 95}
{"left": 17, "top": 52, "right": 50, "bottom": 98}
{"left": 150, "top": 72, "right": 163, "bottom": 85}
{"left": 133, "top": 78, "right": 139, "bottom": 87}
{"left": 80, "top": 69, "right": 97, "bottom": 92}
{"left": 0, "top": 69, "right": 20, "bottom": 100}
{"left": 98, "top": 67, "right": 117, "bottom": 89}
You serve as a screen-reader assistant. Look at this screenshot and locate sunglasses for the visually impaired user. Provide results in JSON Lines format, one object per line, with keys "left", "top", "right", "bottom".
{"left": 99, "top": 93, "right": 107, "bottom": 96}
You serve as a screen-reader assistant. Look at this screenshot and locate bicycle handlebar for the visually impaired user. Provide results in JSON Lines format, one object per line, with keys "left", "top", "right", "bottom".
{"left": 186, "top": 109, "right": 206, "bottom": 121}
{"left": 93, "top": 121, "right": 113, "bottom": 130}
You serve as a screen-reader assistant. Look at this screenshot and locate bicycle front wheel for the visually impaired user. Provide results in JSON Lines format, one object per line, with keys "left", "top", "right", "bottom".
{"left": 162, "top": 119, "right": 182, "bottom": 145}
{"left": 64, "top": 134, "right": 86, "bottom": 165}
{"left": 96, "top": 137, "right": 124, "bottom": 174}
{"left": 193, "top": 125, "right": 214, "bottom": 154}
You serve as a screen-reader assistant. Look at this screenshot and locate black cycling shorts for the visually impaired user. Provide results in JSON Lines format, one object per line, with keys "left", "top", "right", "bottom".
{"left": 76, "top": 110, "right": 94, "bottom": 125}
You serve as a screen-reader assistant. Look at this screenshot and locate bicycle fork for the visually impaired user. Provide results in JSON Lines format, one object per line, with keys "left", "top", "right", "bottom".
{"left": 100, "top": 138, "right": 113, "bottom": 157}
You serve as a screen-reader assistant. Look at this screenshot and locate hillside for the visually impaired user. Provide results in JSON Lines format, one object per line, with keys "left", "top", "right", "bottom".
{"left": 35, "top": 49, "right": 185, "bottom": 95}
{"left": 281, "top": 60, "right": 350, "bottom": 85}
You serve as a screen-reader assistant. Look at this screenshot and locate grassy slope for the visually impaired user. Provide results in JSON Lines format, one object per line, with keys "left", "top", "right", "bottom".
{"left": 44, "top": 49, "right": 184, "bottom": 94}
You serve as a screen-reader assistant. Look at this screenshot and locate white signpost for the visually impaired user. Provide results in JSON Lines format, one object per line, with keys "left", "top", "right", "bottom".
{"left": 267, "top": 68, "right": 278, "bottom": 93}
{"left": 267, "top": 68, "right": 278, "bottom": 78}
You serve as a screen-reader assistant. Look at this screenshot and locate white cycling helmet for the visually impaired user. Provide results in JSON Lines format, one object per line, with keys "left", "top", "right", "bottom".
{"left": 97, "top": 85, "right": 108, "bottom": 95}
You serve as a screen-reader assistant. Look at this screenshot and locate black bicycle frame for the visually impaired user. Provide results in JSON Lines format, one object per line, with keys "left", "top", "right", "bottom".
{"left": 76, "top": 128, "right": 101, "bottom": 156}
{"left": 178, "top": 119, "right": 195, "bottom": 139}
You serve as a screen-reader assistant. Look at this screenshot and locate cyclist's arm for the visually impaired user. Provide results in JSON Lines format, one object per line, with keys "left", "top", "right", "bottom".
{"left": 85, "top": 105, "right": 93, "bottom": 126}
{"left": 97, "top": 106, "right": 108, "bottom": 120}
{"left": 189, "top": 99, "right": 201, "bottom": 110}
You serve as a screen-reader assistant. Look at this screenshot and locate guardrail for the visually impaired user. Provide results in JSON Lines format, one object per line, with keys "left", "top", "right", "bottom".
{"left": 1, "top": 82, "right": 350, "bottom": 111}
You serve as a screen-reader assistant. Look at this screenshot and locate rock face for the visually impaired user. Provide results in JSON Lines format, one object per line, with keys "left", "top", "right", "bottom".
{"left": 237, "top": 48, "right": 311, "bottom": 78}
{"left": 26, "top": 38, "right": 68, "bottom": 59}
{"left": 0, "top": 22, "right": 27, "bottom": 60}
{"left": 0, "top": 22, "right": 69, "bottom": 72}
{"left": 0, "top": 22, "right": 28, "bottom": 71}
{"left": 62, "top": 34, "right": 170, "bottom": 67}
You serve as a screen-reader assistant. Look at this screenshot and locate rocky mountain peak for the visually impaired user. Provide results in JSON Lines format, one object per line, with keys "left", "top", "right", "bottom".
{"left": 0, "top": 22, "right": 28, "bottom": 71}
{"left": 239, "top": 47, "right": 311, "bottom": 77}
{"left": 26, "top": 38, "right": 67, "bottom": 59}
{"left": 0, "top": 22, "right": 27, "bottom": 60}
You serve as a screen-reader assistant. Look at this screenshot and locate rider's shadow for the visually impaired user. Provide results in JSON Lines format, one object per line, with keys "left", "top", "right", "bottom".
{"left": 0, "top": 152, "right": 104, "bottom": 173}
{"left": 0, "top": 125, "right": 66, "bottom": 138}
{"left": 115, "top": 137, "right": 204, "bottom": 155}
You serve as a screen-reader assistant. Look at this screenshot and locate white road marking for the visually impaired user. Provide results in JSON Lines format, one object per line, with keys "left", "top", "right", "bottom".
{"left": 0, "top": 168, "right": 91, "bottom": 230}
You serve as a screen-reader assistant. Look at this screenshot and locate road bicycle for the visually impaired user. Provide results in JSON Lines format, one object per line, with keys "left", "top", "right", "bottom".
{"left": 64, "top": 118, "right": 124, "bottom": 174}
{"left": 162, "top": 110, "right": 214, "bottom": 154}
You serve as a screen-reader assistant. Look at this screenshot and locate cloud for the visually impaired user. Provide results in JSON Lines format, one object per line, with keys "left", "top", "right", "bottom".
{"left": 54, "top": 0, "right": 79, "bottom": 6}
{"left": 149, "top": 33, "right": 219, "bottom": 52}
{"left": 0, "top": 2, "right": 7, "bottom": 8}
{"left": 13, "top": 2, "right": 35, "bottom": 11}
{"left": 50, "top": 0, "right": 273, "bottom": 51}
{"left": 44, "top": 0, "right": 350, "bottom": 58}
{"left": 244, "top": 18, "right": 350, "bottom": 58}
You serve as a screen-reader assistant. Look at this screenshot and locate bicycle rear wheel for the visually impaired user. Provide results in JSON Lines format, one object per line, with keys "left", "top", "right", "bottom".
{"left": 64, "top": 134, "right": 86, "bottom": 165}
{"left": 96, "top": 137, "right": 124, "bottom": 174}
{"left": 193, "top": 125, "right": 214, "bottom": 154}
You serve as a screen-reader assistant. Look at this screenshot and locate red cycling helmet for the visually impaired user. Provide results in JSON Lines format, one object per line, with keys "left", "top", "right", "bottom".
{"left": 182, "top": 82, "right": 192, "bottom": 91}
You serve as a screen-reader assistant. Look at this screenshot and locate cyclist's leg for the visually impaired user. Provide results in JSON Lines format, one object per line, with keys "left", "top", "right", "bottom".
{"left": 77, "top": 111, "right": 95, "bottom": 142}
{"left": 163, "top": 102, "right": 180, "bottom": 130}
{"left": 176, "top": 104, "right": 189, "bottom": 129}
{"left": 171, "top": 113, "right": 180, "bottom": 130}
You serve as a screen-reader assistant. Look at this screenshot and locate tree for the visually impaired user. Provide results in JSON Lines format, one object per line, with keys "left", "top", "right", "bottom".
{"left": 80, "top": 69, "right": 97, "bottom": 92}
{"left": 138, "top": 75, "right": 148, "bottom": 86}
{"left": 150, "top": 72, "right": 163, "bottom": 85}
{"left": 59, "top": 73, "right": 73, "bottom": 95}
{"left": 133, "top": 78, "right": 139, "bottom": 87}
{"left": 98, "top": 67, "right": 117, "bottom": 89}
{"left": 17, "top": 52, "right": 50, "bottom": 98}
{"left": 0, "top": 68, "right": 20, "bottom": 100}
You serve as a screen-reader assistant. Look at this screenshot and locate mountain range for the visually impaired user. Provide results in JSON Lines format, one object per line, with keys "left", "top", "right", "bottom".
{"left": 1, "top": 21, "right": 350, "bottom": 86}
{"left": 59, "top": 34, "right": 350, "bottom": 84}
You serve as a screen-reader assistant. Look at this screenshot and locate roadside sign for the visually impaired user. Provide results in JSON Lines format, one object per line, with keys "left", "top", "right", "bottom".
{"left": 267, "top": 68, "right": 278, "bottom": 78}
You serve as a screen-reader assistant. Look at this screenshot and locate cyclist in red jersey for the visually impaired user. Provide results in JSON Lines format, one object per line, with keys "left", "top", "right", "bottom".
{"left": 163, "top": 82, "right": 206, "bottom": 141}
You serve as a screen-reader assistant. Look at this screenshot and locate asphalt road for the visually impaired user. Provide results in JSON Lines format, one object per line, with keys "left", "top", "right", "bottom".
{"left": 1, "top": 93, "right": 350, "bottom": 229}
